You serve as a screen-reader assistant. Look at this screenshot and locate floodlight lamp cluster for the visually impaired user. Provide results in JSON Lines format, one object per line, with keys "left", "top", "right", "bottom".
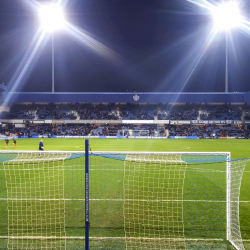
{"left": 39, "top": 4, "right": 65, "bottom": 32}
{"left": 212, "top": 1, "right": 242, "bottom": 31}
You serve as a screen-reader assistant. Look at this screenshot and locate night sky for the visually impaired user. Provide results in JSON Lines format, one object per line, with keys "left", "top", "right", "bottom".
{"left": 0, "top": 0, "right": 250, "bottom": 93}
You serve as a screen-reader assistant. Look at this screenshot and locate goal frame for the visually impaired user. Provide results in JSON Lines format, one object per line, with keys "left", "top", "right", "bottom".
{"left": 121, "top": 129, "right": 150, "bottom": 136}
{"left": 0, "top": 149, "right": 243, "bottom": 250}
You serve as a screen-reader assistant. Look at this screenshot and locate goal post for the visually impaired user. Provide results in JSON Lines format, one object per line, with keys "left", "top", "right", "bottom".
{"left": 85, "top": 140, "right": 89, "bottom": 250}
{"left": 227, "top": 153, "right": 232, "bottom": 244}
{"left": 0, "top": 149, "right": 248, "bottom": 250}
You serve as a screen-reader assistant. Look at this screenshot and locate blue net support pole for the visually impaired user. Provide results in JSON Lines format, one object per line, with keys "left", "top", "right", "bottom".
{"left": 85, "top": 139, "right": 89, "bottom": 250}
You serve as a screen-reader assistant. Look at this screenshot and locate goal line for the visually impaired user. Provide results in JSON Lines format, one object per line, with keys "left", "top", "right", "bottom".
{"left": 0, "top": 198, "right": 249, "bottom": 203}
{"left": 0, "top": 236, "right": 228, "bottom": 241}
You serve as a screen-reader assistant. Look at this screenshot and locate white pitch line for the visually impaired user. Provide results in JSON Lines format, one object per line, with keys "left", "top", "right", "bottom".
{"left": 0, "top": 235, "right": 249, "bottom": 241}
{"left": 0, "top": 198, "right": 249, "bottom": 202}
{"left": 1, "top": 168, "right": 246, "bottom": 172}
{"left": 0, "top": 236, "right": 226, "bottom": 241}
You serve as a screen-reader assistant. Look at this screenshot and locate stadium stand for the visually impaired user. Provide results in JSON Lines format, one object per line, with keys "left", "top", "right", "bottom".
{"left": 0, "top": 122, "right": 248, "bottom": 139}
{"left": 199, "top": 105, "right": 242, "bottom": 120}
{"left": 166, "top": 124, "right": 248, "bottom": 138}
{"left": 157, "top": 105, "right": 199, "bottom": 120}
{"left": 0, "top": 103, "right": 245, "bottom": 121}
{"left": 0, "top": 103, "right": 249, "bottom": 139}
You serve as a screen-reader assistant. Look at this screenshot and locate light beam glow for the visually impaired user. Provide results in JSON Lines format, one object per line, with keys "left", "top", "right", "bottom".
{"left": 211, "top": 2, "right": 242, "bottom": 31}
{"left": 3, "top": 27, "right": 47, "bottom": 105}
{"left": 64, "top": 22, "right": 122, "bottom": 62}
{"left": 39, "top": 4, "right": 65, "bottom": 32}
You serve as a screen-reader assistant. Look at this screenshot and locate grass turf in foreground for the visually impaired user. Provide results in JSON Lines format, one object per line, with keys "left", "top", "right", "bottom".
{"left": 0, "top": 138, "right": 249, "bottom": 249}
{"left": 2, "top": 138, "right": 250, "bottom": 159}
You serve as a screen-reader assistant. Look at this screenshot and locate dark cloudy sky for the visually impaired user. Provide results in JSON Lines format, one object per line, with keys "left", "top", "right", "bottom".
{"left": 0, "top": 0, "right": 250, "bottom": 92}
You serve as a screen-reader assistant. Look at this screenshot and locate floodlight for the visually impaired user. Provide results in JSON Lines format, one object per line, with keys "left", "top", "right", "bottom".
{"left": 212, "top": 2, "right": 242, "bottom": 30}
{"left": 39, "top": 4, "right": 65, "bottom": 32}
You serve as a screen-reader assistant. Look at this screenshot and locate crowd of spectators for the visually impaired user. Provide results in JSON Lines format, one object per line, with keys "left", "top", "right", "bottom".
{"left": 1, "top": 103, "right": 78, "bottom": 120}
{"left": 37, "top": 103, "right": 77, "bottom": 120}
{"left": 199, "top": 107, "right": 241, "bottom": 120}
{"left": 0, "top": 103, "right": 245, "bottom": 121}
{"left": 121, "top": 103, "right": 154, "bottom": 120}
{"left": 1, "top": 122, "right": 249, "bottom": 138}
{"left": 77, "top": 103, "right": 120, "bottom": 120}
{"left": 167, "top": 124, "right": 248, "bottom": 138}
{"left": 1, "top": 123, "right": 164, "bottom": 137}
{"left": 167, "top": 125, "right": 205, "bottom": 137}
{"left": 242, "top": 108, "right": 250, "bottom": 121}
{"left": 77, "top": 103, "right": 154, "bottom": 120}
{"left": 3, "top": 123, "right": 97, "bottom": 137}
{"left": 3, "top": 104, "right": 36, "bottom": 119}
{"left": 158, "top": 107, "right": 199, "bottom": 120}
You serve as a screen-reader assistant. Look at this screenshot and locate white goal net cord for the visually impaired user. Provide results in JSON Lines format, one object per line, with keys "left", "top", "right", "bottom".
{"left": 3, "top": 152, "right": 71, "bottom": 250}
{"left": 123, "top": 153, "right": 187, "bottom": 250}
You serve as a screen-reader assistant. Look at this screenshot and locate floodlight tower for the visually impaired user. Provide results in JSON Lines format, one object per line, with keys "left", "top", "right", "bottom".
{"left": 39, "top": 4, "right": 65, "bottom": 93}
{"left": 212, "top": 1, "right": 242, "bottom": 92}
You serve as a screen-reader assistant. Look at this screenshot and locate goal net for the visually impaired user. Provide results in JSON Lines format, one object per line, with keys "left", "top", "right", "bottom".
{"left": 121, "top": 129, "right": 150, "bottom": 137}
{"left": 0, "top": 152, "right": 85, "bottom": 250}
{"left": 0, "top": 151, "right": 248, "bottom": 250}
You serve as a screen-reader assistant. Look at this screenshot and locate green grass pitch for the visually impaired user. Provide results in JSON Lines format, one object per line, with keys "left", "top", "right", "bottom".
{"left": 0, "top": 138, "right": 249, "bottom": 249}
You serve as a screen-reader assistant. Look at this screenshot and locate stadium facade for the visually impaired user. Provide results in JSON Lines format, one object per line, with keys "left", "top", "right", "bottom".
{"left": 4, "top": 92, "right": 250, "bottom": 104}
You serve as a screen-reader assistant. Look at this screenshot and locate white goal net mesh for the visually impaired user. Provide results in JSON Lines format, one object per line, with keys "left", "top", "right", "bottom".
{"left": 121, "top": 130, "right": 150, "bottom": 136}
{"left": 0, "top": 151, "right": 247, "bottom": 250}
{"left": 0, "top": 152, "right": 85, "bottom": 250}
